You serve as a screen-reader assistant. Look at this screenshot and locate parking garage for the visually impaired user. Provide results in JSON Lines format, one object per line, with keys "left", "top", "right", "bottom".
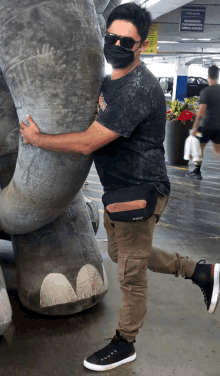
{"left": 0, "top": 1, "right": 220, "bottom": 375}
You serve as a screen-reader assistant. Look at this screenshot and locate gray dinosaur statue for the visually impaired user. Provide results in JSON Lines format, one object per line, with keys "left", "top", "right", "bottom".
{"left": 0, "top": 0, "right": 121, "bottom": 337}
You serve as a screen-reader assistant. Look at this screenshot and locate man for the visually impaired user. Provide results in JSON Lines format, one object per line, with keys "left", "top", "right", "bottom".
{"left": 186, "top": 65, "right": 220, "bottom": 179}
{"left": 20, "top": 3, "right": 220, "bottom": 372}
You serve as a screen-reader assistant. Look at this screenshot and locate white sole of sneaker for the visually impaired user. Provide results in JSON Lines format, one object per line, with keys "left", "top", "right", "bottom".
{"left": 83, "top": 352, "right": 136, "bottom": 372}
{"left": 209, "top": 263, "right": 220, "bottom": 314}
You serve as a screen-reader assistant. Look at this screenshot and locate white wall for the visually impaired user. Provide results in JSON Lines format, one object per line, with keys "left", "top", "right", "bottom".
{"left": 188, "top": 65, "right": 209, "bottom": 78}
{"left": 146, "top": 62, "right": 210, "bottom": 79}
{"left": 105, "top": 60, "right": 220, "bottom": 82}
{"left": 146, "top": 63, "right": 175, "bottom": 77}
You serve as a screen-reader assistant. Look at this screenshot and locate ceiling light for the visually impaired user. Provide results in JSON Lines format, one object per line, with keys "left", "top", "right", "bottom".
{"left": 143, "top": 0, "right": 160, "bottom": 7}
{"left": 181, "top": 38, "right": 195, "bottom": 41}
{"left": 197, "top": 38, "right": 211, "bottom": 41}
{"left": 158, "top": 41, "right": 179, "bottom": 44}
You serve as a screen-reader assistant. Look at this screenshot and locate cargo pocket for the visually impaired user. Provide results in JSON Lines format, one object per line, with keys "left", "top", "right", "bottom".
{"left": 118, "top": 256, "right": 143, "bottom": 283}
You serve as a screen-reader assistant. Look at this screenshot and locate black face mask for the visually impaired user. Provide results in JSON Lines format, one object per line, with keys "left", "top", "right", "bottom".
{"left": 104, "top": 43, "right": 136, "bottom": 69}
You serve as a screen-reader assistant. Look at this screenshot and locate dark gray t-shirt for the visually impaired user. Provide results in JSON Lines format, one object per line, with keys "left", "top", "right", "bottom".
{"left": 200, "top": 85, "right": 220, "bottom": 129}
{"left": 94, "top": 61, "right": 170, "bottom": 196}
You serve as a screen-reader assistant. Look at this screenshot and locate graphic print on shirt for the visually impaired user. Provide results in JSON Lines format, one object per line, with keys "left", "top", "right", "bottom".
{"left": 99, "top": 92, "right": 107, "bottom": 112}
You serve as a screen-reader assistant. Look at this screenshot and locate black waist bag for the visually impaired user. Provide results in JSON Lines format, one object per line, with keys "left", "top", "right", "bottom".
{"left": 102, "top": 183, "right": 159, "bottom": 222}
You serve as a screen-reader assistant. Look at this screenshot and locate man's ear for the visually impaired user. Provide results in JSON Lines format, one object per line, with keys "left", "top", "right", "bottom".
{"left": 140, "top": 40, "right": 150, "bottom": 53}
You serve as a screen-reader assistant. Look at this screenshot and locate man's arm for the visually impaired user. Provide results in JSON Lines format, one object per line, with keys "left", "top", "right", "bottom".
{"left": 20, "top": 115, "right": 120, "bottom": 154}
{"left": 192, "top": 104, "right": 207, "bottom": 137}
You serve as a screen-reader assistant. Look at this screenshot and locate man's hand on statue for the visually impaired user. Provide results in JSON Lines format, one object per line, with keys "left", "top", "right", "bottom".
{"left": 20, "top": 115, "right": 40, "bottom": 145}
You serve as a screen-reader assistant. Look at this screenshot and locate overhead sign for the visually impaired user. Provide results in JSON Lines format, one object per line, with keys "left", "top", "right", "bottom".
{"left": 202, "top": 59, "right": 212, "bottom": 68}
{"left": 143, "top": 23, "right": 158, "bottom": 54}
{"left": 180, "top": 6, "right": 206, "bottom": 32}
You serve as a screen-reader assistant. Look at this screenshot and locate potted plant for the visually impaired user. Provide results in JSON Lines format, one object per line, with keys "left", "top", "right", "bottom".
{"left": 164, "top": 97, "right": 198, "bottom": 166}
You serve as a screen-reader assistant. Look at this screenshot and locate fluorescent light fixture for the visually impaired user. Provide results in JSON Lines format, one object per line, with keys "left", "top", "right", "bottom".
{"left": 158, "top": 41, "right": 179, "bottom": 44}
{"left": 197, "top": 38, "right": 211, "bottom": 41}
{"left": 181, "top": 38, "right": 195, "bottom": 41}
{"left": 143, "top": 0, "right": 160, "bottom": 7}
{"left": 122, "top": 0, "right": 161, "bottom": 3}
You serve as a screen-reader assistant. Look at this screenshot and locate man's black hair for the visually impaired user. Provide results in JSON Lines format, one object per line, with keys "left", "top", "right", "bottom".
{"left": 106, "top": 2, "right": 152, "bottom": 42}
{"left": 208, "top": 65, "right": 219, "bottom": 80}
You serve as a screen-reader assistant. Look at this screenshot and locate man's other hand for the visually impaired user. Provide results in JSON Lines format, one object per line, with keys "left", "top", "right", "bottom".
{"left": 20, "top": 115, "right": 40, "bottom": 145}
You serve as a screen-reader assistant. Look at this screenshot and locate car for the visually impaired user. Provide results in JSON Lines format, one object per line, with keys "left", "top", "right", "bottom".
{"left": 157, "top": 77, "right": 173, "bottom": 93}
{"left": 186, "top": 77, "right": 208, "bottom": 97}
{"left": 158, "top": 76, "right": 208, "bottom": 97}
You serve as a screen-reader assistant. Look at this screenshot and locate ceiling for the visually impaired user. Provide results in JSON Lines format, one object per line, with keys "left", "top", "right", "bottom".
{"left": 131, "top": 0, "right": 220, "bottom": 66}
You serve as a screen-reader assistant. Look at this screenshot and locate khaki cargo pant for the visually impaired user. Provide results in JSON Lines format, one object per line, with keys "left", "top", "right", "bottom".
{"left": 104, "top": 195, "right": 197, "bottom": 342}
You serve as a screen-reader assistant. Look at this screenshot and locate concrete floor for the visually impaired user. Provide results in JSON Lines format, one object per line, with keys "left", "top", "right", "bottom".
{"left": 0, "top": 144, "right": 220, "bottom": 376}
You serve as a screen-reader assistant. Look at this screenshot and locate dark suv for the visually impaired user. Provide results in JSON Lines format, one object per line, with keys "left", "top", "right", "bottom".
{"left": 186, "top": 77, "right": 208, "bottom": 97}
{"left": 158, "top": 76, "right": 208, "bottom": 97}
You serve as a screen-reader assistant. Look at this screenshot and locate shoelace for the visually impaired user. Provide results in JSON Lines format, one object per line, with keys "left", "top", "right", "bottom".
{"left": 93, "top": 339, "right": 119, "bottom": 362}
{"left": 93, "top": 332, "right": 133, "bottom": 357}
{"left": 93, "top": 338, "right": 117, "bottom": 356}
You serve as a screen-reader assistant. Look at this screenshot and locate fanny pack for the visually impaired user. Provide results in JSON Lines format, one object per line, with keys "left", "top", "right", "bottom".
{"left": 102, "top": 183, "right": 159, "bottom": 222}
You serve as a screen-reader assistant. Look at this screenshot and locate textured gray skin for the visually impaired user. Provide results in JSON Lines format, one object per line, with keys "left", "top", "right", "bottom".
{"left": 0, "top": 0, "right": 103, "bottom": 234}
{"left": 0, "top": 267, "right": 12, "bottom": 337}
{"left": 95, "top": 0, "right": 122, "bottom": 35}
{"left": 0, "top": 0, "right": 120, "bottom": 234}
{"left": 12, "top": 190, "right": 106, "bottom": 315}
{"left": 0, "top": 0, "right": 121, "bottom": 329}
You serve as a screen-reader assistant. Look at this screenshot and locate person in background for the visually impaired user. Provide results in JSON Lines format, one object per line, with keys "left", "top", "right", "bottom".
{"left": 186, "top": 65, "right": 220, "bottom": 179}
{"left": 20, "top": 3, "right": 220, "bottom": 372}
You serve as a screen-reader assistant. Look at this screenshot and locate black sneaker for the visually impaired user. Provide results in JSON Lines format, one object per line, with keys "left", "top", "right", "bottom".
{"left": 191, "top": 260, "right": 220, "bottom": 313}
{"left": 83, "top": 330, "right": 136, "bottom": 372}
{"left": 186, "top": 170, "right": 202, "bottom": 179}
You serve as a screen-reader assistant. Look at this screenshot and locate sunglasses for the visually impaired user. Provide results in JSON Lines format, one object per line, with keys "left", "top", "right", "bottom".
{"left": 105, "top": 32, "right": 141, "bottom": 50}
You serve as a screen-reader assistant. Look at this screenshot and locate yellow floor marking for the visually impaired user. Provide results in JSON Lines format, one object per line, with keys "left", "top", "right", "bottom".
{"left": 84, "top": 180, "right": 102, "bottom": 184}
{"left": 83, "top": 187, "right": 103, "bottom": 193}
{"left": 86, "top": 196, "right": 102, "bottom": 202}
{"left": 172, "top": 181, "right": 195, "bottom": 187}
{"left": 167, "top": 166, "right": 188, "bottom": 171}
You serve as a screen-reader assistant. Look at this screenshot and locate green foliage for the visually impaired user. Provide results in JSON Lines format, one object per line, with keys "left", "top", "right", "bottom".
{"left": 166, "top": 97, "right": 198, "bottom": 122}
